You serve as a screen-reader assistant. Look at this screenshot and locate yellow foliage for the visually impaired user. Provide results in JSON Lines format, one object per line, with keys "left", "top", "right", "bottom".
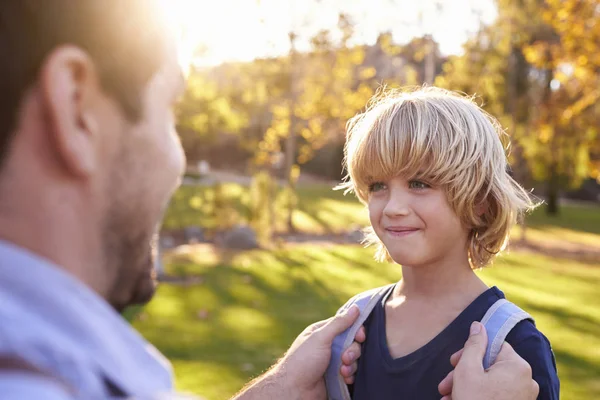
{"left": 301, "top": 128, "right": 313, "bottom": 141}
{"left": 308, "top": 119, "right": 323, "bottom": 136}
{"left": 359, "top": 67, "right": 377, "bottom": 80}
{"left": 272, "top": 104, "right": 290, "bottom": 119}
{"left": 349, "top": 48, "right": 365, "bottom": 65}
{"left": 539, "top": 125, "right": 553, "bottom": 144}
{"left": 289, "top": 164, "right": 301, "bottom": 183}
{"left": 523, "top": 42, "right": 551, "bottom": 67}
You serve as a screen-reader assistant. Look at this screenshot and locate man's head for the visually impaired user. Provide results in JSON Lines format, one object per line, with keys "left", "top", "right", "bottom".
{"left": 0, "top": 1, "right": 186, "bottom": 311}
{"left": 339, "top": 87, "right": 536, "bottom": 268}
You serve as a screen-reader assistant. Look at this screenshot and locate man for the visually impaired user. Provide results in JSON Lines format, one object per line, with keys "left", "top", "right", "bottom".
{"left": 0, "top": 1, "right": 539, "bottom": 399}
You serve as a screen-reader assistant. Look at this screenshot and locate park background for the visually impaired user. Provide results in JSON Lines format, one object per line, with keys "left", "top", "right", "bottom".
{"left": 128, "top": 1, "right": 600, "bottom": 398}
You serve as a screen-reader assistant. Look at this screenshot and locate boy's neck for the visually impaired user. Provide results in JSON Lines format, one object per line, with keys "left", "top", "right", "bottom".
{"left": 395, "top": 256, "right": 488, "bottom": 301}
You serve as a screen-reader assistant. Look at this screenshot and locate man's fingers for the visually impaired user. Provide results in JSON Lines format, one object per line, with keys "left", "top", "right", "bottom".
{"left": 493, "top": 341, "right": 535, "bottom": 392}
{"left": 438, "top": 370, "right": 453, "bottom": 397}
{"left": 440, "top": 396, "right": 453, "bottom": 400}
{"left": 531, "top": 380, "right": 540, "bottom": 398}
{"left": 450, "top": 348, "right": 463, "bottom": 368}
{"left": 317, "top": 305, "right": 360, "bottom": 342}
{"left": 354, "top": 326, "right": 366, "bottom": 343}
{"left": 342, "top": 341, "right": 361, "bottom": 365}
{"left": 340, "top": 362, "right": 358, "bottom": 378}
{"left": 456, "top": 322, "right": 488, "bottom": 372}
{"left": 306, "top": 318, "right": 331, "bottom": 333}
{"left": 494, "top": 341, "right": 518, "bottom": 363}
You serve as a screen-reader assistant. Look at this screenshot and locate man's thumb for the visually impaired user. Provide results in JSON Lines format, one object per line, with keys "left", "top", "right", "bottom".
{"left": 318, "top": 305, "right": 360, "bottom": 341}
{"left": 458, "top": 322, "right": 488, "bottom": 370}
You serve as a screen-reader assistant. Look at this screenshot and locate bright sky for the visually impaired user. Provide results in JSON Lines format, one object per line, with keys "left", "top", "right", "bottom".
{"left": 159, "top": 0, "right": 498, "bottom": 67}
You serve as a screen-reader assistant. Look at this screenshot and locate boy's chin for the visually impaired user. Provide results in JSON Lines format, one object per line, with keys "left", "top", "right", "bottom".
{"left": 388, "top": 253, "right": 427, "bottom": 267}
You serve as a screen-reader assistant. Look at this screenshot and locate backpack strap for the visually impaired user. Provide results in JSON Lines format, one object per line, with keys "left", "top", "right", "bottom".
{"left": 325, "top": 284, "right": 393, "bottom": 400}
{"left": 480, "top": 299, "right": 534, "bottom": 370}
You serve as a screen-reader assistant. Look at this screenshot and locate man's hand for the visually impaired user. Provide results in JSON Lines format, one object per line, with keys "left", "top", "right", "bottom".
{"left": 276, "top": 305, "right": 362, "bottom": 399}
{"left": 233, "top": 305, "right": 363, "bottom": 400}
{"left": 438, "top": 322, "right": 539, "bottom": 400}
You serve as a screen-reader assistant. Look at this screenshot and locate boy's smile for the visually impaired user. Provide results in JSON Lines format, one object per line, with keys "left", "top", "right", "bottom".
{"left": 384, "top": 225, "right": 420, "bottom": 237}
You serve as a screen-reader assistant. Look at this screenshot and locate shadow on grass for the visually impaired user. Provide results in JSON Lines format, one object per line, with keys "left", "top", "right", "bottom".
{"left": 135, "top": 259, "right": 347, "bottom": 386}
{"left": 132, "top": 244, "right": 600, "bottom": 399}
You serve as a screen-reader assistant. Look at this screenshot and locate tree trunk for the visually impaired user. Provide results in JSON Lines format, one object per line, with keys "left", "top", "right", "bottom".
{"left": 285, "top": 32, "right": 298, "bottom": 233}
{"left": 507, "top": 44, "right": 530, "bottom": 243}
{"left": 424, "top": 35, "right": 435, "bottom": 85}
{"left": 546, "top": 163, "right": 560, "bottom": 216}
{"left": 541, "top": 49, "right": 559, "bottom": 217}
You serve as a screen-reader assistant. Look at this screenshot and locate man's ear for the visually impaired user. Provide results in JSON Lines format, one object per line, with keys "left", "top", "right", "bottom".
{"left": 39, "top": 45, "right": 102, "bottom": 178}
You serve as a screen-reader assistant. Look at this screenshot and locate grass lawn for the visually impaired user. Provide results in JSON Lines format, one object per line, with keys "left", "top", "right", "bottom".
{"left": 163, "top": 183, "right": 600, "bottom": 247}
{"left": 132, "top": 244, "right": 600, "bottom": 400}
{"left": 140, "top": 182, "right": 600, "bottom": 399}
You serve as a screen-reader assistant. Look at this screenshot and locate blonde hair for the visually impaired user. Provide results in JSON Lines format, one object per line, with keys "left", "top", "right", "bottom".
{"left": 338, "top": 87, "right": 536, "bottom": 268}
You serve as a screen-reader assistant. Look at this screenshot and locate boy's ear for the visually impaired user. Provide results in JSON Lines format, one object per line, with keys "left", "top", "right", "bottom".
{"left": 475, "top": 201, "right": 488, "bottom": 217}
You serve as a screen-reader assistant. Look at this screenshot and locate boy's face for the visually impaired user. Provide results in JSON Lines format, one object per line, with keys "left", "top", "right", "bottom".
{"left": 367, "top": 176, "right": 470, "bottom": 267}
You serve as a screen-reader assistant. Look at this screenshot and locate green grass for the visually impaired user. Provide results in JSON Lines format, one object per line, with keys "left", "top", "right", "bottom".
{"left": 164, "top": 183, "right": 600, "bottom": 247}
{"left": 145, "top": 183, "right": 600, "bottom": 398}
{"left": 163, "top": 182, "right": 370, "bottom": 234}
{"left": 133, "top": 244, "right": 600, "bottom": 400}
{"left": 512, "top": 203, "right": 600, "bottom": 247}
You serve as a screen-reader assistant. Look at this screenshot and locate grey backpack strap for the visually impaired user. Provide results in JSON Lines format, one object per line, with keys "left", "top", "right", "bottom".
{"left": 325, "top": 284, "right": 393, "bottom": 400}
{"left": 480, "top": 299, "right": 534, "bottom": 370}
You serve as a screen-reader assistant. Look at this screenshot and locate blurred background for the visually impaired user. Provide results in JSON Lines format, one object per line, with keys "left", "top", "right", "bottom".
{"left": 129, "top": 1, "right": 600, "bottom": 398}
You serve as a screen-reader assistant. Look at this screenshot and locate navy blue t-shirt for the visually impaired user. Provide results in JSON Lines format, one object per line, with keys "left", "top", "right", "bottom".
{"left": 351, "top": 286, "right": 559, "bottom": 400}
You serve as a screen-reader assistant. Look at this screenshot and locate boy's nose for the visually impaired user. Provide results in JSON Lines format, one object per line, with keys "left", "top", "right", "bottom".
{"left": 383, "top": 194, "right": 411, "bottom": 217}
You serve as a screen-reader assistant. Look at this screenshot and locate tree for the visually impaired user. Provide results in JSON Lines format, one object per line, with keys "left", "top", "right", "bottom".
{"left": 175, "top": 68, "right": 248, "bottom": 163}
{"left": 521, "top": 0, "right": 599, "bottom": 213}
{"left": 535, "top": 0, "right": 600, "bottom": 183}
{"left": 255, "top": 13, "right": 375, "bottom": 232}
{"left": 438, "top": 0, "right": 598, "bottom": 216}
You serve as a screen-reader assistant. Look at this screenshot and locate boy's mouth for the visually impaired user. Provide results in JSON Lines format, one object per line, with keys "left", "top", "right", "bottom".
{"left": 385, "top": 227, "right": 419, "bottom": 237}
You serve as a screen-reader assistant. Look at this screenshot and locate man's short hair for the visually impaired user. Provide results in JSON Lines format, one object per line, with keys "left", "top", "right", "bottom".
{"left": 0, "top": 0, "right": 167, "bottom": 168}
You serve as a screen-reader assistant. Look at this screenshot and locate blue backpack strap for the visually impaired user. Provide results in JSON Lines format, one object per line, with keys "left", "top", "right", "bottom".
{"left": 480, "top": 299, "right": 534, "bottom": 370}
{"left": 325, "top": 285, "right": 393, "bottom": 400}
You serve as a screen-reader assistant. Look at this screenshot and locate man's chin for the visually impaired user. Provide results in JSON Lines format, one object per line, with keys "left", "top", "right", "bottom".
{"left": 114, "top": 261, "right": 159, "bottom": 313}
{"left": 131, "top": 262, "right": 159, "bottom": 304}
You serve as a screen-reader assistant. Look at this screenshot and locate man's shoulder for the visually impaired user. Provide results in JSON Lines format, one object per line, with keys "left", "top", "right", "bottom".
{"left": 0, "top": 300, "right": 96, "bottom": 390}
{"left": 0, "top": 373, "right": 74, "bottom": 400}
{"left": 0, "top": 299, "right": 90, "bottom": 359}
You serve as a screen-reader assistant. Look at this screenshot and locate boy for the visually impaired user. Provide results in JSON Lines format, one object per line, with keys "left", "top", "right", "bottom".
{"left": 335, "top": 87, "right": 559, "bottom": 399}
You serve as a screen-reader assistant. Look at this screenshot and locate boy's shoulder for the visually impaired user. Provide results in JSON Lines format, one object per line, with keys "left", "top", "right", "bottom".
{"left": 339, "top": 284, "right": 395, "bottom": 312}
{"left": 505, "top": 315, "right": 560, "bottom": 398}
{"left": 506, "top": 318, "right": 552, "bottom": 350}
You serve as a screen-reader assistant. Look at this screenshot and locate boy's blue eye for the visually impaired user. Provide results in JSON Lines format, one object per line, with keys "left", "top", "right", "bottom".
{"left": 368, "top": 182, "right": 387, "bottom": 192}
{"left": 409, "top": 180, "right": 430, "bottom": 189}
